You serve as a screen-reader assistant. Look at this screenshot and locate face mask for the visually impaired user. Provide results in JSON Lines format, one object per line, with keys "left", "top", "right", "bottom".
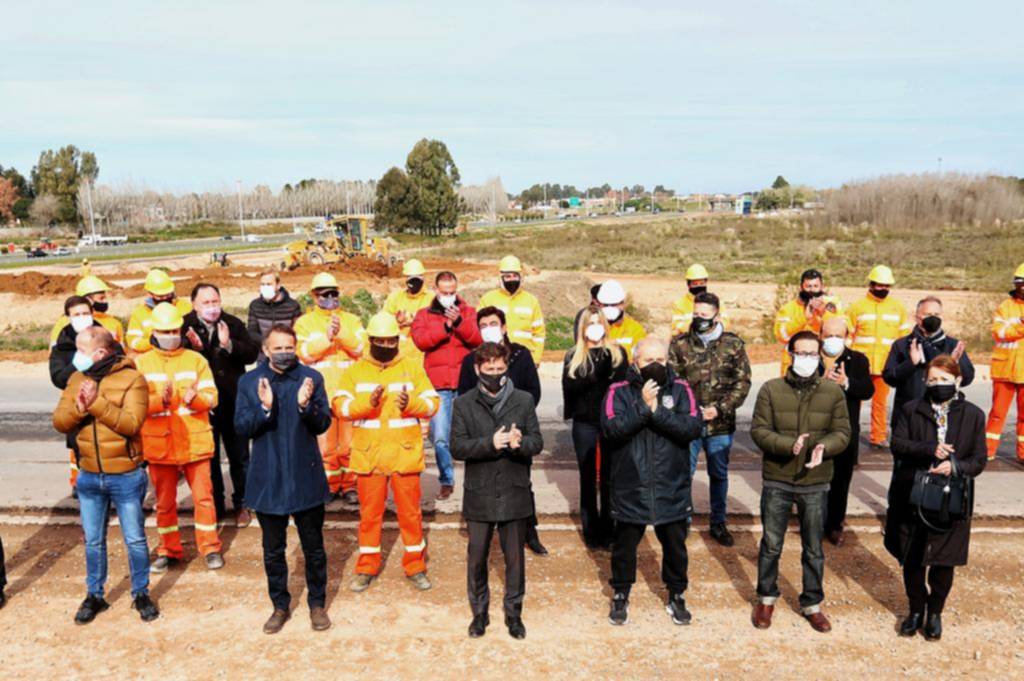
{"left": 926, "top": 383, "right": 957, "bottom": 404}
{"left": 91, "top": 301, "right": 109, "bottom": 313}
{"left": 791, "top": 354, "right": 820, "bottom": 378}
{"left": 688, "top": 285, "right": 707, "bottom": 297}
{"left": 152, "top": 333, "right": 182, "bottom": 351}
{"left": 369, "top": 343, "right": 399, "bottom": 363}
{"left": 270, "top": 350, "right": 298, "bottom": 371}
{"left": 691, "top": 317, "right": 715, "bottom": 334}
{"left": 407, "top": 278, "right": 424, "bottom": 295}
{"left": 920, "top": 315, "right": 942, "bottom": 335}
{"left": 602, "top": 306, "right": 622, "bottom": 323}
{"left": 70, "top": 315, "right": 94, "bottom": 333}
{"left": 870, "top": 287, "right": 890, "bottom": 299}
{"left": 822, "top": 337, "right": 845, "bottom": 357}
{"left": 199, "top": 305, "right": 221, "bottom": 323}
{"left": 71, "top": 350, "right": 95, "bottom": 372}
{"left": 639, "top": 361, "right": 668, "bottom": 386}
{"left": 1014, "top": 281, "right": 1024, "bottom": 299}
{"left": 478, "top": 371, "right": 507, "bottom": 393}
{"left": 260, "top": 285, "right": 278, "bottom": 301}
{"left": 480, "top": 326, "right": 504, "bottom": 344}
{"left": 799, "top": 289, "right": 824, "bottom": 304}
{"left": 502, "top": 278, "right": 521, "bottom": 295}
{"left": 584, "top": 323, "right": 606, "bottom": 342}
{"left": 146, "top": 295, "right": 174, "bottom": 309}
{"left": 317, "top": 296, "right": 340, "bottom": 311}
{"left": 437, "top": 293, "right": 457, "bottom": 308}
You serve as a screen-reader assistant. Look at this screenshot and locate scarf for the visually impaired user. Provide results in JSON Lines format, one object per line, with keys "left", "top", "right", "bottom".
{"left": 84, "top": 352, "right": 123, "bottom": 381}
{"left": 697, "top": 322, "right": 724, "bottom": 346}
{"left": 479, "top": 377, "right": 515, "bottom": 416}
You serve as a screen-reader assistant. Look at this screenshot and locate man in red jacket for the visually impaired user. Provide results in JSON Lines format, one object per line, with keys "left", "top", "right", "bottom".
{"left": 411, "top": 271, "right": 482, "bottom": 499}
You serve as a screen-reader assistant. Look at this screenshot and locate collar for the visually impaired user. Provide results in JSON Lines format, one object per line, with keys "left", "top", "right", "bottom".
{"left": 785, "top": 368, "right": 820, "bottom": 389}
{"left": 266, "top": 362, "right": 302, "bottom": 382}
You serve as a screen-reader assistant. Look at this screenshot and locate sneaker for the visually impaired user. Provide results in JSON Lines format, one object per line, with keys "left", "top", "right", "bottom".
{"left": 350, "top": 574, "right": 375, "bottom": 593}
{"left": 205, "top": 552, "right": 225, "bottom": 570}
{"left": 150, "top": 556, "right": 176, "bottom": 574}
{"left": 408, "top": 572, "right": 432, "bottom": 591}
{"left": 132, "top": 593, "right": 160, "bottom": 622}
{"left": 709, "top": 523, "right": 735, "bottom": 547}
{"left": 609, "top": 592, "right": 629, "bottom": 626}
{"left": 74, "top": 594, "right": 110, "bottom": 624}
{"left": 341, "top": 490, "right": 359, "bottom": 506}
{"left": 666, "top": 593, "right": 692, "bottom": 625}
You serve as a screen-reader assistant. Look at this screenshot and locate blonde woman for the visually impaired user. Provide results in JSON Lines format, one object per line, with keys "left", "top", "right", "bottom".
{"left": 561, "top": 305, "right": 628, "bottom": 548}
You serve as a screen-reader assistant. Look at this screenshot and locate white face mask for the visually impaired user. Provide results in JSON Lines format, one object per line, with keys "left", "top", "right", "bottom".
{"left": 821, "top": 336, "right": 845, "bottom": 357}
{"left": 792, "top": 354, "right": 820, "bottom": 378}
{"left": 438, "top": 294, "right": 457, "bottom": 308}
{"left": 70, "top": 315, "right": 94, "bottom": 333}
{"left": 585, "top": 323, "right": 606, "bottom": 342}
{"left": 480, "top": 326, "right": 503, "bottom": 344}
{"left": 601, "top": 305, "right": 621, "bottom": 322}
{"left": 260, "top": 284, "right": 277, "bottom": 301}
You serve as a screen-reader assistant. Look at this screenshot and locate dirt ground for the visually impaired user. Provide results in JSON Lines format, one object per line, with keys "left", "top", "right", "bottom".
{"left": 0, "top": 521, "right": 1021, "bottom": 679}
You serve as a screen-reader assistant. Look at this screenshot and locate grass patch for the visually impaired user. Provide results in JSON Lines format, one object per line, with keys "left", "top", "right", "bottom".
{"left": 545, "top": 315, "right": 575, "bottom": 352}
{"left": 296, "top": 289, "right": 381, "bottom": 326}
{"left": 0, "top": 323, "right": 51, "bottom": 352}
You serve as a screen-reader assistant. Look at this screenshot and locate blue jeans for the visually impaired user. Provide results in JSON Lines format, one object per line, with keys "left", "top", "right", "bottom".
{"left": 429, "top": 389, "right": 456, "bottom": 486}
{"left": 77, "top": 467, "right": 151, "bottom": 598}
{"left": 689, "top": 432, "right": 733, "bottom": 525}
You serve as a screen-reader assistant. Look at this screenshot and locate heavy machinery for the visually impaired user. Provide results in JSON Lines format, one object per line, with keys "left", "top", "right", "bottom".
{"left": 281, "top": 214, "right": 402, "bottom": 270}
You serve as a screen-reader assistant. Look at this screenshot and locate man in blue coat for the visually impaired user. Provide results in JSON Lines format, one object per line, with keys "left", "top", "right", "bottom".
{"left": 235, "top": 324, "right": 333, "bottom": 635}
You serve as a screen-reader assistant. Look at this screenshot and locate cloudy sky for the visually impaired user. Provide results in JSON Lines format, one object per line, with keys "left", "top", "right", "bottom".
{"left": 2, "top": 0, "right": 1021, "bottom": 194}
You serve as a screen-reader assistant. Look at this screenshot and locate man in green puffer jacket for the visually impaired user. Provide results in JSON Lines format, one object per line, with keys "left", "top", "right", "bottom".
{"left": 750, "top": 331, "right": 850, "bottom": 635}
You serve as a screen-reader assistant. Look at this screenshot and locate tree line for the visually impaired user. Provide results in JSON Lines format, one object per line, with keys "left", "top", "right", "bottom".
{"left": 0, "top": 145, "right": 99, "bottom": 225}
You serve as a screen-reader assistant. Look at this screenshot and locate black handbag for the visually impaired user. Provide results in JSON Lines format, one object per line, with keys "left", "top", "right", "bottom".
{"left": 909, "top": 456, "right": 971, "bottom": 531}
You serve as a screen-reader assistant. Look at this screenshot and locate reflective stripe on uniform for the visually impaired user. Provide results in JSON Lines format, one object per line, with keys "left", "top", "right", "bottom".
{"left": 388, "top": 382, "right": 413, "bottom": 392}
{"left": 616, "top": 337, "right": 634, "bottom": 345}
{"left": 359, "top": 546, "right": 381, "bottom": 554}
{"left": 531, "top": 319, "right": 544, "bottom": 328}
{"left": 196, "top": 380, "right": 216, "bottom": 390}
{"left": 353, "top": 419, "right": 381, "bottom": 429}
{"left": 174, "top": 371, "right": 197, "bottom": 381}
{"left": 514, "top": 306, "right": 532, "bottom": 316}
{"left": 157, "top": 525, "right": 180, "bottom": 535}
{"left": 144, "top": 373, "right": 168, "bottom": 381}
{"left": 127, "top": 330, "right": 144, "bottom": 337}
{"left": 389, "top": 418, "right": 419, "bottom": 429}
{"left": 881, "top": 338, "right": 895, "bottom": 345}
{"left": 881, "top": 314, "right": 900, "bottom": 322}
{"left": 852, "top": 336, "right": 876, "bottom": 345}
{"left": 986, "top": 433, "right": 1002, "bottom": 440}
{"left": 857, "top": 314, "right": 877, "bottom": 321}
{"left": 356, "top": 383, "right": 378, "bottom": 393}
{"left": 194, "top": 522, "right": 217, "bottom": 532}
{"left": 176, "top": 406, "right": 195, "bottom": 416}
{"left": 533, "top": 336, "right": 546, "bottom": 344}
{"left": 511, "top": 331, "right": 532, "bottom": 339}
{"left": 325, "top": 468, "right": 343, "bottom": 478}
{"left": 404, "top": 540, "right": 426, "bottom": 553}
{"left": 152, "top": 410, "right": 171, "bottom": 417}
{"left": 996, "top": 342, "right": 1019, "bottom": 349}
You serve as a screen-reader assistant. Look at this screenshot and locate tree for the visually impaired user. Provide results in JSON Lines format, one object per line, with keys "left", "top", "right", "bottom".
{"left": 0, "top": 177, "right": 19, "bottom": 221}
{"left": 30, "top": 145, "right": 98, "bottom": 223}
{"left": 374, "top": 166, "right": 417, "bottom": 232}
{"left": 0, "top": 165, "right": 32, "bottom": 198}
{"left": 28, "top": 193, "right": 60, "bottom": 226}
{"left": 405, "top": 138, "right": 462, "bottom": 236}
{"left": 772, "top": 175, "right": 790, "bottom": 189}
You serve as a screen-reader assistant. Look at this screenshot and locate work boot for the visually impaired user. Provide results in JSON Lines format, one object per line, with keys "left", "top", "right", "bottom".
{"left": 74, "top": 594, "right": 110, "bottom": 625}
{"left": 468, "top": 613, "right": 489, "bottom": 638}
{"left": 341, "top": 490, "right": 359, "bottom": 506}
{"left": 408, "top": 572, "right": 432, "bottom": 591}
{"left": 899, "top": 612, "right": 924, "bottom": 637}
{"left": 436, "top": 485, "right": 454, "bottom": 500}
{"left": 263, "top": 608, "right": 290, "bottom": 635}
{"left": 709, "top": 523, "right": 735, "bottom": 547}
{"left": 235, "top": 509, "right": 253, "bottom": 529}
{"left": 609, "top": 592, "right": 629, "bottom": 626}
{"left": 505, "top": 615, "right": 526, "bottom": 640}
{"left": 349, "top": 574, "right": 375, "bottom": 593}
{"left": 310, "top": 607, "right": 331, "bottom": 631}
{"left": 205, "top": 552, "right": 225, "bottom": 570}
{"left": 150, "top": 556, "right": 176, "bottom": 574}
{"left": 666, "top": 593, "right": 692, "bottom": 625}
{"left": 132, "top": 593, "right": 160, "bottom": 622}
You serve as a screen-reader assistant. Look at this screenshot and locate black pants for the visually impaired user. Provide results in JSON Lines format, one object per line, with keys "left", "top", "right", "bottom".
{"left": 467, "top": 518, "right": 527, "bottom": 618}
{"left": 0, "top": 534, "right": 6, "bottom": 590}
{"left": 825, "top": 449, "right": 856, "bottom": 534}
{"left": 902, "top": 531, "right": 956, "bottom": 615}
{"left": 256, "top": 505, "right": 327, "bottom": 611}
{"left": 610, "top": 520, "right": 689, "bottom": 596}
{"left": 210, "top": 414, "right": 250, "bottom": 518}
{"left": 572, "top": 421, "right": 612, "bottom": 545}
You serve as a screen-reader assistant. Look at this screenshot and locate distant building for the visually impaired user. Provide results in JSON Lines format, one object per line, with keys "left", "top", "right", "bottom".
{"left": 709, "top": 194, "right": 735, "bottom": 212}
{"left": 735, "top": 195, "right": 753, "bottom": 215}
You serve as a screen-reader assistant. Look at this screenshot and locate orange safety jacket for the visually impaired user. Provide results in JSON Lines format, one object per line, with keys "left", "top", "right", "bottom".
{"left": 608, "top": 315, "right": 647, "bottom": 360}
{"left": 773, "top": 295, "right": 844, "bottom": 373}
{"left": 670, "top": 293, "right": 729, "bottom": 336}
{"left": 125, "top": 299, "right": 193, "bottom": 353}
{"left": 991, "top": 296, "right": 1024, "bottom": 384}
{"left": 294, "top": 307, "right": 366, "bottom": 373}
{"left": 845, "top": 293, "right": 912, "bottom": 375}
{"left": 50, "top": 312, "right": 125, "bottom": 346}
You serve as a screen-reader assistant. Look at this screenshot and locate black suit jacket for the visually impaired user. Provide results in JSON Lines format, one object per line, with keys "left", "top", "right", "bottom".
{"left": 181, "top": 310, "right": 260, "bottom": 423}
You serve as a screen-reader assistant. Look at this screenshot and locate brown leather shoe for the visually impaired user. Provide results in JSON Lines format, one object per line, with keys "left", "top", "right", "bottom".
{"left": 805, "top": 610, "right": 832, "bottom": 633}
{"left": 826, "top": 529, "right": 845, "bottom": 547}
{"left": 752, "top": 603, "right": 773, "bottom": 629}
{"left": 310, "top": 606, "right": 331, "bottom": 631}
{"left": 263, "top": 608, "right": 290, "bottom": 635}
{"left": 436, "top": 484, "right": 454, "bottom": 500}
{"left": 235, "top": 509, "right": 253, "bottom": 529}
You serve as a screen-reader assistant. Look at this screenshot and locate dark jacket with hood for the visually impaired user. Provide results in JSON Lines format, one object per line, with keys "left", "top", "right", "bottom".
{"left": 882, "top": 327, "right": 975, "bottom": 429}
{"left": 818, "top": 347, "right": 875, "bottom": 464}
{"left": 246, "top": 287, "right": 303, "bottom": 349}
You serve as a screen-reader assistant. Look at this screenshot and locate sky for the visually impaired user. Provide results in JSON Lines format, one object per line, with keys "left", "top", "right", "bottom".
{"left": 2, "top": 0, "right": 1022, "bottom": 195}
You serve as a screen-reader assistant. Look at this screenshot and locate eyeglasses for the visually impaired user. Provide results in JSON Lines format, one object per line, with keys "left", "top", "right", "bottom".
{"left": 317, "top": 290, "right": 340, "bottom": 299}
{"left": 792, "top": 352, "right": 819, "bottom": 359}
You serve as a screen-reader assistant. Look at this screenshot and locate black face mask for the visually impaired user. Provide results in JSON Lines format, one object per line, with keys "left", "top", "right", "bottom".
{"left": 270, "top": 351, "right": 298, "bottom": 371}
{"left": 502, "top": 278, "right": 521, "bottom": 295}
{"left": 691, "top": 317, "right": 715, "bottom": 334}
{"left": 870, "top": 287, "right": 890, "bottom": 299}
{"left": 926, "top": 383, "right": 957, "bottom": 404}
{"left": 370, "top": 343, "right": 399, "bottom": 364}
{"left": 921, "top": 315, "right": 942, "bottom": 335}
{"left": 798, "top": 290, "right": 824, "bottom": 304}
{"left": 91, "top": 301, "right": 110, "bottom": 313}
{"left": 639, "top": 361, "right": 668, "bottom": 386}
{"left": 688, "top": 285, "right": 707, "bottom": 297}
{"left": 1012, "top": 282, "right": 1024, "bottom": 299}
{"left": 478, "top": 371, "right": 507, "bottom": 393}
{"left": 407, "top": 278, "right": 424, "bottom": 295}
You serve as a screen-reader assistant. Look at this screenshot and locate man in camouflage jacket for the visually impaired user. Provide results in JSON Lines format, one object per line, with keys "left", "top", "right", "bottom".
{"left": 668, "top": 292, "right": 751, "bottom": 546}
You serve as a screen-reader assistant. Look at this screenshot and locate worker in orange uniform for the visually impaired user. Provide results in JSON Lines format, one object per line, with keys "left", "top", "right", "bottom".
{"left": 335, "top": 312, "right": 439, "bottom": 593}
{"left": 986, "top": 263, "right": 1024, "bottom": 460}
{"left": 773, "top": 269, "right": 843, "bottom": 375}
{"left": 597, "top": 280, "right": 646, "bottom": 359}
{"left": 125, "top": 269, "right": 192, "bottom": 354}
{"left": 670, "top": 264, "right": 728, "bottom": 336}
{"left": 384, "top": 259, "right": 433, "bottom": 357}
{"left": 135, "top": 303, "right": 224, "bottom": 572}
{"left": 295, "top": 272, "right": 366, "bottom": 504}
{"left": 478, "top": 255, "right": 546, "bottom": 366}
{"left": 49, "top": 275, "right": 125, "bottom": 346}
{"left": 845, "top": 265, "right": 911, "bottom": 447}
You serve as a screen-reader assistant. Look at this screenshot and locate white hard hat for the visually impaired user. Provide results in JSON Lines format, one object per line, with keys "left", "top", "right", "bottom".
{"left": 597, "top": 280, "right": 626, "bottom": 305}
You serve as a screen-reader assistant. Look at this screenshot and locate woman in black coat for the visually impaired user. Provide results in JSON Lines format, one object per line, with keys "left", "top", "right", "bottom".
{"left": 885, "top": 355, "right": 987, "bottom": 641}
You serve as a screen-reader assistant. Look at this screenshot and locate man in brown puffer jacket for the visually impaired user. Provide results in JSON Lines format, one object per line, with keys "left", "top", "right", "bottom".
{"left": 53, "top": 327, "right": 160, "bottom": 625}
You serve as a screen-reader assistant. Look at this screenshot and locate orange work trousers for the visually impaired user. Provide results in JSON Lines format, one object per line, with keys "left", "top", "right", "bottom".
{"left": 355, "top": 472, "right": 426, "bottom": 577}
{"left": 986, "top": 380, "right": 1024, "bottom": 460}
{"left": 149, "top": 460, "right": 222, "bottom": 559}
{"left": 319, "top": 417, "right": 356, "bottom": 495}
{"left": 869, "top": 375, "right": 890, "bottom": 445}
{"left": 69, "top": 450, "right": 79, "bottom": 488}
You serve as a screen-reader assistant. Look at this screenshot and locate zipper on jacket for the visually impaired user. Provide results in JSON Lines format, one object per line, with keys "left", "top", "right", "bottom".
{"left": 92, "top": 420, "right": 104, "bottom": 474}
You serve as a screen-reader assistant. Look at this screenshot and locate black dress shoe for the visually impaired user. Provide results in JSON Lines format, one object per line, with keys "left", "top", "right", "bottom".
{"left": 899, "top": 612, "right": 923, "bottom": 636}
{"left": 505, "top": 615, "right": 526, "bottom": 639}
{"left": 74, "top": 594, "right": 110, "bottom": 624}
{"left": 0, "top": 589, "right": 7, "bottom": 610}
{"left": 133, "top": 593, "right": 160, "bottom": 622}
{"left": 468, "top": 613, "right": 489, "bottom": 638}
{"left": 526, "top": 536, "right": 549, "bottom": 556}
{"left": 924, "top": 613, "right": 942, "bottom": 641}
{"left": 709, "top": 523, "right": 735, "bottom": 547}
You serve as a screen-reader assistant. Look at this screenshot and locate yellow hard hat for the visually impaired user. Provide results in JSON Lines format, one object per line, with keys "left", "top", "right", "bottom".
{"left": 868, "top": 265, "right": 896, "bottom": 285}
{"left": 366, "top": 312, "right": 400, "bottom": 338}
{"left": 1014, "top": 263, "right": 1024, "bottom": 279}
{"left": 76, "top": 275, "right": 110, "bottom": 297}
{"left": 144, "top": 269, "right": 175, "bottom": 296}
{"left": 685, "top": 263, "right": 709, "bottom": 280}
{"left": 310, "top": 272, "right": 339, "bottom": 291}
{"left": 402, "top": 259, "right": 426, "bottom": 277}
{"left": 498, "top": 255, "right": 522, "bottom": 273}
{"left": 150, "top": 302, "right": 184, "bottom": 331}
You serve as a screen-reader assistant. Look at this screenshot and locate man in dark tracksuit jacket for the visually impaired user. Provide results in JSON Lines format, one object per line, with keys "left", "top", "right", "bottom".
{"left": 246, "top": 276, "right": 302, "bottom": 359}
{"left": 601, "top": 337, "right": 702, "bottom": 627}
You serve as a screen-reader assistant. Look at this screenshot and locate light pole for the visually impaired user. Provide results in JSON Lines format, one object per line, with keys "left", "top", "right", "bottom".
{"left": 85, "top": 178, "right": 97, "bottom": 241}
{"left": 236, "top": 180, "right": 245, "bottom": 239}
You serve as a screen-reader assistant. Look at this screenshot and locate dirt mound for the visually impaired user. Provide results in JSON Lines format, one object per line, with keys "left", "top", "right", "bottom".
{"left": 0, "top": 272, "right": 81, "bottom": 296}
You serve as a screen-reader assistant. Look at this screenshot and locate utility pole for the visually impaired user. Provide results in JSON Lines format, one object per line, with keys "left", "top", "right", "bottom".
{"left": 236, "top": 180, "right": 245, "bottom": 239}
{"left": 937, "top": 157, "right": 943, "bottom": 173}
{"left": 85, "top": 179, "right": 97, "bottom": 240}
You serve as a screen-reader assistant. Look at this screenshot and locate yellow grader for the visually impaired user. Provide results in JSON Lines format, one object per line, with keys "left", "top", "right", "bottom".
{"left": 281, "top": 214, "right": 402, "bottom": 270}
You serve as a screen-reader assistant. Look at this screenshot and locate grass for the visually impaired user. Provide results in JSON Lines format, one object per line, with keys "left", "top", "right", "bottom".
{"left": 0, "top": 323, "right": 51, "bottom": 352}
{"left": 295, "top": 289, "right": 381, "bottom": 326}
{"left": 546, "top": 315, "right": 575, "bottom": 352}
